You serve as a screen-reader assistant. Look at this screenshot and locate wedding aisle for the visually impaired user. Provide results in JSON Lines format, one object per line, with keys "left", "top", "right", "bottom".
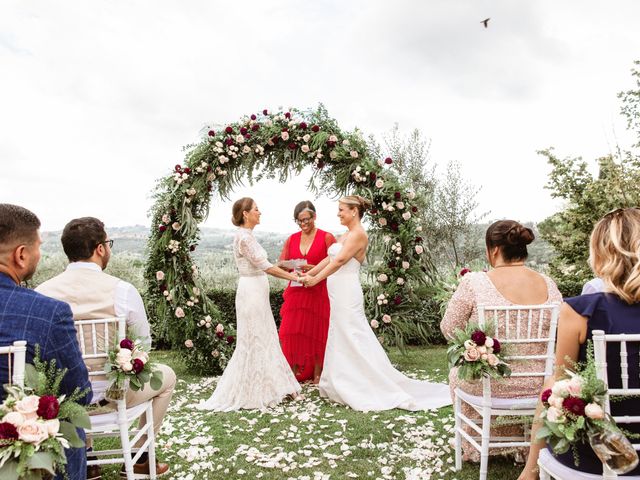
{"left": 97, "top": 347, "right": 521, "bottom": 480}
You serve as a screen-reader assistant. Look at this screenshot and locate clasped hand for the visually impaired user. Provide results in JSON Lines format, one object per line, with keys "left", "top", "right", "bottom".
{"left": 297, "top": 274, "right": 317, "bottom": 287}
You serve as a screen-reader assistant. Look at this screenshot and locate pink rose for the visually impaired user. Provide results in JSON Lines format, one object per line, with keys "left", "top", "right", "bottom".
{"left": 156, "top": 271, "right": 165, "bottom": 281}
{"left": 415, "top": 245, "right": 424, "bottom": 255}
{"left": 546, "top": 406, "right": 564, "bottom": 423}
{"left": 172, "top": 222, "right": 181, "bottom": 231}
{"left": 15, "top": 395, "right": 40, "bottom": 421}
{"left": 548, "top": 394, "right": 565, "bottom": 410}
{"left": 184, "top": 339, "right": 194, "bottom": 348}
{"left": 567, "top": 376, "right": 583, "bottom": 396}
{"left": 45, "top": 419, "right": 60, "bottom": 437}
{"left": 211, "top": 350, "right": 220, "bottom": 358}
{"left": 215, "top": 323, "right": 224, "bottom": 333}
{"left": 18, "top": 420, "right": 49, "bottom": 445}
{"left": 301, "top": 145, "right": 310, "bottom": 153}
{"left": 175, "top": 307, "right": 185, "bottom": 318}
{"left": 487, "top": 354, "right": 499, "bottom": 366}
{"left": 2, "top": 412, "right": 25, "bottom": 427}
{"left": 375, "top": 179, "right": 384, "bottom": 189}
{"left": 463, "top": 347, "right": 480, "bottom": 362}
{"left": 382, "top": 314, "right": 391, "bottom": 324}
{"left": 281, "top": 131, "right": 290, "bottom": 141}
{"left": 585, "top": 402, "right": 605, "bottom": 419}
{"left": 551, "top": 379, "right": 570, "bottom": 398}
{"left": 378, "top": 218, "right": 387, "bottom": 227}
{"left": 350, "top": 150, "right": 359, "bottom": 158}
{"left": 132, "top": 350, "right": 149, "bottom": 364}
{"left": 484, "top": 337, "right": 494, "bottom": 348}
{"left": 370, "top": 319, "right": 380, "bottom": 329}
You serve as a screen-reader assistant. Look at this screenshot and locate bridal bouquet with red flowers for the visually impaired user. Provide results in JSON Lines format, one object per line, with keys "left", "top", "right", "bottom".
{"left": 447, "top": 323, "right": 511, "bottom": 381}
{"left": 104, "top": 337, "right": 163, "bottom": 401}
{"left": 0, "top": 350, "right": 90, "bottom": 479}
{"left": 537, "top": 344, "right": 638, "bottom": 473}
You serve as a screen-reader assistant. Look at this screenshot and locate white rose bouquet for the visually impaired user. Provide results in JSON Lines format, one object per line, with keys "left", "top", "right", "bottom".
{"left": 104, "top": 336, "right": 163, "bottom": 401}
{"left": 447, "top": 323, "right": 511, "bottom": 381}
{"left": 0, "top": 348, "right": 90, "bottom": 479}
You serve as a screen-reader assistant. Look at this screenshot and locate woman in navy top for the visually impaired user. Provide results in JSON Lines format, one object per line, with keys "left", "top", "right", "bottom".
{"left": 519, "top": 207, "right": 640, "bottom": 479}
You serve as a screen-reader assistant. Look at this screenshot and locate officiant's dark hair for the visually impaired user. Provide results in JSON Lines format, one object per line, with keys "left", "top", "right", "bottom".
{"left": 232, "top": 197, "right": 254, "bottom": 226}
{"left": 61, "top": 217, "right": 107, "bottom": 261}
{"left": 293, "top": 201, "right": 316, "bottom": 220}
{"left": 0, "top": 204, "right": 41, "bottom": 250}
{"left": 485, "top": 220, "right": 534, "bottom": 262}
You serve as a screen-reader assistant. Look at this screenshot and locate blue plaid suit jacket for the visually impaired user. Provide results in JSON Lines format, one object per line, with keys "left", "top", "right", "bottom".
{"left": 0, "top": 272, "right": 92, "bottom": 480}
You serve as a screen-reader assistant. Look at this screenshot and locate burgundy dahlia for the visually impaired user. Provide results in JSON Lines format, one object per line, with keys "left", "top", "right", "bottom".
{"left": 390, "top": 222, "right": 398, "bottom": 232}
{"left": 412, "top": 206, "right": 418, "bottom": 213}
{"left": 271, "top": 136, "right": 280, "bottom": 144}
{"left": 159, "top": 284, "right": 167, "bottom": 292}
{"left": 190, "top": 245, "right": 196, "bottom": 252}
{"left": 225, "top": 138, "right": 234, "bottom": 146}
{"left": 563, "top": 396, "right": 586, "bottom": 416}
{"left": 0, "top": 422, "right": 18, "bottom": 440}
{"left": 299, "top": 122, "right": 307, "bottom": 130}
{"left": 388, "top": 261, "right": 397, "bottom": 268}
{"left": 459, "top": 268, "right": 471, "bottom": 277}
{"left": 226, "top": 335, "right": 235, "bottom": 344}
{"left": 541, "top": 388, "right": 552, "bottom": 404}
{"left": 250, "top": 114, "right": 257, "bottom": 120}
{"left": 316, "top": 161, "right": 325, "bottom": 169}
{"left": 132, "top": 358, "right": 145, "bottom": 374}
{"left": 263, "top": 109, "right": 268, "bottom": 115}
{"left": 208, "top": 130, "right": 215, "bottom": 137}
{"left": 281, "top": 127, "right": 288, "bottom": 132}
{"left": 174, "top": 164, "right": 182, "bottom": 172}
{"left": 251, "top": 124, "right": 260, "bottom": 131}
{"left": 394, "top": 295, "right": 402, "bottom": 305}
{"left": 216, "top": 331, "right": 224, "bottom": 338}
{"left": 369, "top": 172, "right": 377, "bottom": 181}
{"left": 394, "top": 192, "right": 401, "bottom": 199}
{"left": 385, "top": 157, "right": 393, "bottom": 164}
{"left": 183, "top": 167, "right": 191, "bottom": 174}
{"left": 37, "top": 395, "right": 60, "bottom": 420}
{"left": 415, "top": 237, "right": 423, "bottom": 243}
{"left": 225, "top": 126, "right": 233, "bottom": 134}
{"left": 370, "top": 208, "right": 378, "bottom": 215}
{"left": 311, "top": 125, "right": 320, "bottom": 132}
{"left": 288, "top": 142, "right": 297, "bottom": 150}
{"left": 327, "top": 140, "right": 336, "bottom": 148}
{"left": 159, "top": 225, "right": 167, "bottom": 232}
{"left": 470, "top": 330, "right": 486, "bottom": 346}
{"left": 240, "top": 127, "right": 248, "bottom": 135}
{"left": 492, "top": 338, "right": 501, "bottom": 353}
{"left": 120, "top": 338, "right": 135, "bottom": 350}
{"left": 284, "top": 112, "right": 291, "bottom": 119}
{"left": 244, "top": 134, "right": 251, "bottom": 140}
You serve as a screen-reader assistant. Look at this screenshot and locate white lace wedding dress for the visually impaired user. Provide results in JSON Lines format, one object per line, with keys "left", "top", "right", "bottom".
{"left": 319, "top": 243, "right": 452, "bottom": 411}
{"left": 197, "top": 227, "right": 300, "bottom": 411}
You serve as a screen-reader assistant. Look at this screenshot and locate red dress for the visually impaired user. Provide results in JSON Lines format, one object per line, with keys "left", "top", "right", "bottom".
{"left": 279, "top": 229, "right": 334, "bottom": 382}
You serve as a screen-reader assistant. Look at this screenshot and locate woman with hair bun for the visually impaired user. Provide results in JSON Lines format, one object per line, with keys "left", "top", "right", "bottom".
{"left": 519, "top": 208, "right": 640, "bottom": 479}
{"left": 441, "top": 220, "right": 562, "bottom": 463}
{"left": 300, "top": 196, "right": 451, "bottom": 411}
{"left": 198, "top": 197, "right": 302, "bottom": 411}
{"left": 278, "top": 200, "right": 336, "bottom": 384}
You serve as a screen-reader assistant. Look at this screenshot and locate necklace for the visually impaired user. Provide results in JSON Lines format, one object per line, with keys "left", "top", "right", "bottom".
{"left": 493, "top": 263, "right": 525, "bottom": 268}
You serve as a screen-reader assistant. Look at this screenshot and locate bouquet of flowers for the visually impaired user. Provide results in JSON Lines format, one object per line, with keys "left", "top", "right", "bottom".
{"left": 537, "top": 344, "right": 639, "bottom": 474}
{"left": 0, "top": 351, "right": 90, "bottom": 479}
{"left": 447, "top": 323, "right": 511, "bottom": 381}
{"left": 104, "top": 337, "right": 163, "bottom": 401}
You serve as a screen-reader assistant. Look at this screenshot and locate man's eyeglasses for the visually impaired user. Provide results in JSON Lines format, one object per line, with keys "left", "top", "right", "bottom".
{"left": 296, "top": 218, "right": 313, "bottom": 225}
{"left": 98, "top": 239, "right": 114, "bottom": 249}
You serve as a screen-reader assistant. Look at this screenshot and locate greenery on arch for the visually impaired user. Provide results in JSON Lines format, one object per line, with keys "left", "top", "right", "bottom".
{"left": 144, "top": 106, "right": 432, "bottom": 374}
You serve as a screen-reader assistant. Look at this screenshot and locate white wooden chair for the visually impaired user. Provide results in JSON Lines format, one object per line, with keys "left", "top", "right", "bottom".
{"left": 454, "top": 303, "right": 560, "bottom": 480}
{"left": 76, "top": 317, "right": 157, "bottom": 480}
{"left": 0, "top": 340, "right": 27, "bottom": 388}
{"left": 538, "top": 329, "right": 640, "bottom": 479}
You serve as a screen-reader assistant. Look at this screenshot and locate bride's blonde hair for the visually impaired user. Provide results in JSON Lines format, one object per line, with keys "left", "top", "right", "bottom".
{"left": 589, "top": 207, "right": 640, "bottom": 304}
{"left": 339, "top": 195, "right": 372, "bottom": 219}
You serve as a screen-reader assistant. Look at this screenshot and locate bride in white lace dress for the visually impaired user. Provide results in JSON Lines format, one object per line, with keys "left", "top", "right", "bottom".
{"left": 198, "top": 198, "right": 301, "bottom": 411}
{"left": 301, "top": 196, "right": 451, "bottom": 412}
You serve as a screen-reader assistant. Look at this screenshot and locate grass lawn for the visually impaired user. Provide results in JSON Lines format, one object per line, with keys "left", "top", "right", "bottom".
{"left": 97, "top": 346, "right": 522, "bottom": 480}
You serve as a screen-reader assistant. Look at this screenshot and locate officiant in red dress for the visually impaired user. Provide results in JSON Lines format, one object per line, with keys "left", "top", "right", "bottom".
{"left": 279, "top": 201, "right": 336, "bottom": 383}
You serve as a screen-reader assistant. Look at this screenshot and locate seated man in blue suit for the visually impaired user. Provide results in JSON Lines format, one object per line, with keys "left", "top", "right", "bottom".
{"left": 0, "top": 204, "right": 92, "bottom": 480}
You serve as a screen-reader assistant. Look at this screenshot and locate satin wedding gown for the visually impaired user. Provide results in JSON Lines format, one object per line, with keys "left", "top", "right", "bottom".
{"left": 319, "top": 243, "right": 452, "bottom": 411}
{"left": 197, "top": 227, "right": 300, "bottom": 411}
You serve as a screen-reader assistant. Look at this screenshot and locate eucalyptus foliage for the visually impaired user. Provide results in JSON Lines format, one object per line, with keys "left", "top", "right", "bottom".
{"left": 145, "top": 106, "right": 432, "bottom": 374}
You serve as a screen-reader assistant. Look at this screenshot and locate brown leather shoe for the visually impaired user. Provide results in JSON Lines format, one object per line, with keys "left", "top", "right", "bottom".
{"left": 87, "top": 464, "right": 102, "bottom": 480}
{"left": 120, "top": 460, "right": 170, "bottom": 478}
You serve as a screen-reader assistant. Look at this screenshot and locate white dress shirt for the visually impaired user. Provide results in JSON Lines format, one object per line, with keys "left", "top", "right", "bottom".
{"left": 66, "top": 262, "right": 151, "bottom": 343}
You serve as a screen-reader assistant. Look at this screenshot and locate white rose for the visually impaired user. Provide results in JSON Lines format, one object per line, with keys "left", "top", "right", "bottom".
{"left": 235, "top": 134, "right": 245, "bottom": 143}
{"left": 329, "top": 150, "right": 338, "bottom": 159}
{"left": 281, "top": 131, "right": 290, "bottom": 141}
{"left": 15, "top": 395, "right": 40, "bottom": 421}
{"left": 407, "top": 190, "right": 416, "bottom": 200}
{"left": 155, "top": 271, "right": 165, "bottom": 281}
{"left": 415, "top": 245, "right": 424, "bottom": 254}
{"left": 2, "top": 411, "right": 26, "bottom": 427}
{"left": 184, "top": 339, "right": 194, "bottom": 348}
{"left": 551, "top": 379, "right": 570, "bottom": 398}
{"left": 567, "top": 376, "right": 584, "bottom": 396}
{"left": 132, "top": 350, "right": 149, "bottom": 364}
{"left": 484, "top": 337, "right": 494, "bottom": 348}
{"left": 303, "top": 134, "right": 310, "bottom": 142}
{"left": 546, "top": 406, "right": 564, "bottom": 423}
{"left": 175, "top": 307, "right": 185, "bottom": 318}
{"left": 585, "top": 403, "right": 605, "bottom": 420}
{"left": 396, "top": 277, "right": 405, "bottom": 285}
{"left": 370, "top": 319, "right": 379, "bottom": 329}
{"left": 377, "top": 274, "right": 388, "bottom": 283}
{"left": 215, "top": 323, "right": 224, "bottom": 333}
{"left": 116, "top": 348, "right": 132, "bottom": 366}
{"left": 478, "top": 345, "right": 487, "bottom": 354}
{"left": 396, "top": 202, "right": 405, "bottom": 209}
{"left": 379, "top": 218, "right": 387, "bottom": 226}
{"left": 463, "top": 339, "right": 476, "bottom": 349}
{"left": 375, "top": 179, "right": 384, "bottom": 189}
{"left": 382, "top": 314, "right": 392, "bottom": 324}
{"left": 329, "top": 135, "right": 338, "bottom": 142}
{"left": 211, "top": 350, "right": 220, "bottom": 358}
{"left": 45, "top": 419, "right": 60, "bottom": 437}
{"left": 350, "top": 150, "right": 358, "bottom": 158}
{"left": 301, "top": 145, "right": 310, "bottom": 153}
{"left": 242, "top": 145, "right": 251, "bottom": 154}
{"left": 402, "top": 261, "right": 410, "bottom": 269}
{"left": 121, "top": 362, "right": 133, "bottom": 372}
{"left": 18, "top": 420, "right": 49, "bottom": 445}
{"left": 402, "top": 212, "right": 411, "bottom": 221}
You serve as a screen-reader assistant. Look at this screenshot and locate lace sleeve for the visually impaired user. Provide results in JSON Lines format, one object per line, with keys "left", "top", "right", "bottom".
{"left": 239, "top": 234, "right": 273, "bottom": 271}
{"left": 440, "top": 277, "right": 475, "bottom": 340}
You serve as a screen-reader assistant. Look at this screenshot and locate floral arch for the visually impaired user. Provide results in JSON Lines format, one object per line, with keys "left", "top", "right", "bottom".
{"left": 144, "top": 106, "right": 428, "bottom": 374}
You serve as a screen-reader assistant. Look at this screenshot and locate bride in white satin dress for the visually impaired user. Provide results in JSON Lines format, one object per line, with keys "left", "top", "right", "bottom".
{"left": 198, "top": 198, "right": 301, "bottom": 411}
{"left": 301, "top": 196, "right": 451, "bottom": 411}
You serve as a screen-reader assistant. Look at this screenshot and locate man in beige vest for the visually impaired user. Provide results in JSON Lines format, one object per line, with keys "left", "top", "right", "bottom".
{"left": 37, "top": 217, "right": 174, "bottom": 479}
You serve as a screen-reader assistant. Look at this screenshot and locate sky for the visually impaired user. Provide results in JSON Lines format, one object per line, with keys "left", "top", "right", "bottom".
{"left": 1, "top": 0, "right": 639, "bottom": 234}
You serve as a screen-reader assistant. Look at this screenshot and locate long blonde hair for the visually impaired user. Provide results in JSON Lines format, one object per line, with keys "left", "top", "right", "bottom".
{"left": 589, "top": 207, "right": 640, "bottom": 304}
{"left": 339, "top": 195, "right": 372, "bottom": 219}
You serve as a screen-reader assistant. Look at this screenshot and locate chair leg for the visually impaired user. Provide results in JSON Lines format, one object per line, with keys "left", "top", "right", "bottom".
{"left": 454, "top": 391, "right": 462, "bottom": 471}
{"left": 146, "top": 403, "right": 157, "bottom": 480}
{"left": 118, "top": 402, "right": 135, "bottom": 480}
{"left": 479, "top": 405, "right": 491, "bottom": 480}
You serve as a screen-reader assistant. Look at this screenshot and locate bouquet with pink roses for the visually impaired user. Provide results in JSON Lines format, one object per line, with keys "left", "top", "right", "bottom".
{"left": 537, "top": 344, "right": 638, "bottom": 473}
{"left": 447, "top": 323, "right": 511, "bottom": 380}
{"left": 104, "top": 336, "right": 163, "bottom": 401}
{"left": 0, "top": 350, "right": 90, "bottom": 479}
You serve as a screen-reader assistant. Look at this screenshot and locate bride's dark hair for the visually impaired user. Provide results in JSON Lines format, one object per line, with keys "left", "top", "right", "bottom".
{"left": 231, "top": 197, "right": 254, "bottom": 226}
{"left": 339, "top": 195, "right": 372, "bottom": 219}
